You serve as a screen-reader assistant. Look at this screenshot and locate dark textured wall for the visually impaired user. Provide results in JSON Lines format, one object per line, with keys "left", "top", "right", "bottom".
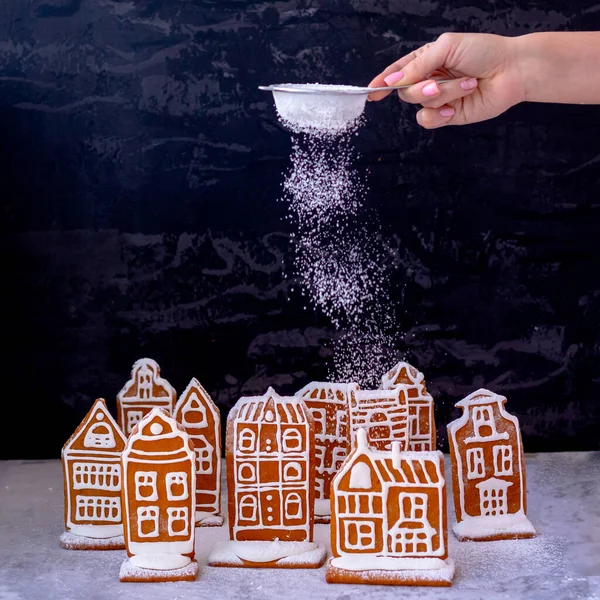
{"left": 1, "top": 0, "right": 599, "bottom": 458}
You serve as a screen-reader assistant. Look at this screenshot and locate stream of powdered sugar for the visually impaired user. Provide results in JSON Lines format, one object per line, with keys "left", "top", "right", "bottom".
{"left": 276, "top": 93, "right": 398, "bottom": 387}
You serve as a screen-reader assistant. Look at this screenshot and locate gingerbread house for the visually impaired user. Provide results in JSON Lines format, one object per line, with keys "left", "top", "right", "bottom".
{"left": 381, "top": 361, "right": 436, "bottom": 451}
{"left": 447, "top": 388, "right": 536, "bottom": 541}
{"left": 173, "top": 377, "right": 223, "bottom": 527}
{"left": 117, "top": 358, "right": 176, "bottom": 436}
{"left": 208, "top": 387, "right": 326, "bottom": 568}
{"left": 61, "top": 398, "right": 127, "bottom": 550}
{"left": 120, "top": 408, "right": 197, "bottom": 582}
{"left": 326, "top": 428, "right": 454, "bottom": 586}
{"left": 348, "top": 383, "right": 409, "bottom": 452}
{"left": 296, "top": 381, "right": 350, "bottom": 523}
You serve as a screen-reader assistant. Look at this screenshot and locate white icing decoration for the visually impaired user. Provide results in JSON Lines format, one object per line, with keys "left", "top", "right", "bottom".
{"left": 67, "top": 524, "right": 123, "bottom": 539}
{"left": 230, "top": 387, "right": 312, "bottom": 540}
{"left": 466, "top": 448, "right": 485, "bottom": 480}
{"left": 137, "top": 506, "right": 160, "bottom": 538}
{"left": 150, "top": 423, "right": 163, "bottom": 435}
{"left": 135, "top": 471, "right": 158, "bottom": 501}
{"left": 330, "top": 555, "right": 455, "bottom": 574}
{"left": 452, "top": 510, "right": 536, "bottom": 539}
{"left": 73, "top": 462, "right": 120, "bottom": 491}
{"left": 447, "top": 388, "right": 531, "bottom": 533}
{"left": 166, "top": 472, "right": 189, "bottom": 501}
{"left": 76, "top": 495, "right": 120, "bottom": 522}
{"left": 129, "top": 553, "right": 191, "bottom": 571}
{"left": 167, "top": 507, "right": 189, "bottom": 536}
{"left": 331, "top": 429, "right": 448, "bottom": 565}
{"left": 208, "top": 540, "right": 324, "bottom": 565}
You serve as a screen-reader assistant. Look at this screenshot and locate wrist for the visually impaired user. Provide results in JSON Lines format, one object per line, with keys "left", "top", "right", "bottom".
{"left": 510, "top": 33, "right": 542, "bottom": 104}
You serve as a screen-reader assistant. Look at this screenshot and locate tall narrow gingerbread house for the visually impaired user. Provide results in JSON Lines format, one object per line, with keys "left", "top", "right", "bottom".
{"left": 326, "top": 428, "right": 454, "bottom": 586}
{"left": 61, "top": 398, "right": 127, "bottom": 550}
{"left": 208, "top": 387, "right": 326, "bottom": 568}
{"left": 347, "top": 383, "right": 409, "bottom": 452}
{"left": 381, "top": 361, "right": 436, "bottom": 451}
{"left": 117, "top": 358, "right": 176, "bottom": 436}
{"left": 296, "top": 382, "right": 350, "bottom": 524}
{"left": 120, "top": 408, "right": 197, "bottom": 582}
{"left": 447, "top": 388, "right": 535, "bottom": 541}
{"left": 173, "top": 377, "right": 223, "bottom": 527}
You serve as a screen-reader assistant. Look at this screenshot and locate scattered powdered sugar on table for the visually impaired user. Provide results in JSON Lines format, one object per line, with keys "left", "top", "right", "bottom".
{"left": 277, "top": 86, "right": 397, "bottom": 386}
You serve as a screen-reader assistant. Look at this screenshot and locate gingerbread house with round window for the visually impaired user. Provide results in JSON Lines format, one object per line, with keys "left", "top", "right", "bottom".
{"left": 447, "top": 388, "right": 535, "bottom": 541}
{"left": 173, "top": 377, "right": 222, "bottom": 527}
{"left": 116, "top": 358, "right": 176, "bottom": 436}
{"left": 208, "top": 387, "right": 326, "bottom": 568}
{"left": 61, "top": 398, "right": 127, "bottom": 550}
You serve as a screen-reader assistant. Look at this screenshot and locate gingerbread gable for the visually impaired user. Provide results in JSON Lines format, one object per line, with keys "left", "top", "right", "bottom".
{"left": 381, "top": 361, "right": 436, "bottom": 451}
{"left": 117, "top": 358, "right": 176, "bottom": 436}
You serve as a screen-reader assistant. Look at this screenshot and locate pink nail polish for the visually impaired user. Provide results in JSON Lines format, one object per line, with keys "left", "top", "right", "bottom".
{"left": 440, "top": 107, "right": 455, "bottom": 117}
{"left": 460, "top": 78, "right": 478, "bottom": 90}
{"left": 384, "top": 71, "right": 404, "bottom": 86}
{"left": 422, "top": 82, "right": 439, "bottom": 96}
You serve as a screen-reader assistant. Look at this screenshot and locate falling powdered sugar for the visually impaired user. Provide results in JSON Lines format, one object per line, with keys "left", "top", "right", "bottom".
{"left": 277, "top": 85, "right": 398, "bottom": 387}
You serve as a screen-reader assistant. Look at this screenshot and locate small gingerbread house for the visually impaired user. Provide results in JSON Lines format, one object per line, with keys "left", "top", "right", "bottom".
{"left": 447, "top": 388, "right": 535, "bottom": 541}
{"left": 173, "top": 377, "right": 222, "bottom": 527}
{"left": 208, "top": 387, "right": 326, "bottom": 568}
{"left": 117, "top": 358, "right": 176, "bottom": 436}
{"left": 61, "top": 398, "right": 127, "bottom": 550}
{"left": 348, "top": 383, "right": 409, "bottom": 452}
{"left": 120, "top": 408, "right": 197, "bottom": 582}
{"left": 381, "top": 361, "right": 436, "bottom": 451}
{"left": 326, "top": 428, "right": 454, "bottom": 586}
{"left": 296, "top": 381, "right": 350, "bottom": 523}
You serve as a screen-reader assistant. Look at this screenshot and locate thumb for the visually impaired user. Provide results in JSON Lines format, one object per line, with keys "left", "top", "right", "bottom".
{"left": 397, "top": 38, "right": 451, "bottom": 86}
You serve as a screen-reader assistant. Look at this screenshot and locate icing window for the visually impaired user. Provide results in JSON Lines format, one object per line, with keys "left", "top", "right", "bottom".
{"left": 137, "top": 368, "right": 153, "bottom": 399}
{"left": 349, "top": 462, "right": 371, "bottom": 489}
{"left": 472, "top": 406, "right": 498, "bottom": 439}
{"left": 466, "top": 448, "right": 485, "bottom": 480}
{"left": 73, "top": 463, "right": 121, "bottom": 491}
{"left": 135, "top": 471, "right": 158, "bottom": 501}
{"left": 480, "top": 486, "right": 508, "bottom": 516}
{"left": 239, "top": 494, "right": 258, "bottom": 522}
{"left": 310, "top": 408, "right": 326, "bottom": 436}
{"left": 195, "top": 443, "right": 214, "bottom": 475}
{"left": 181, "top": 394, "right": 207, "bottom": 428}
{"left": 166, "top": 472, "right": 188, "bottom": 501}
{"left": 84, "top": 423, "right": 116, "bottom": 449}
{"left": 237, "top": 463, "right": 256, "bottom": 483}
{"left": 167, "top": 507, "right": 189, "bottom": 537}
{"left": 75, "top": 496, "right": 120, "bottom": 522}
{"left": 493, "top": 445, "right": 513, "bottom": 476}
{"left": 137, "top": 506, "right": 159, "bottom": 537}
{"left": 127, "top": 410, "right": 144, "bottom": 434}
{"left": 315, "top": 446, "right": 325, "bottom": 469}
{"left": 283, "top": 462, "right": 302, "bottom": 482}
{"left": 336, "top": 411, "right": 347, "bottom": 439}
{"left": 332, "top": 447, "right": 347, "bottom": 470}
{"left": 282, "top": 429, "right": 303, "bottom": 452}
{"left": 284, "top": 493, "right": 303, "bottom": 520}
{"left": 399, "top": 493, "right": 427, "bottom": 522}
{"left": 344, "top": 520, "right": 376, "bottom": 550}
{"left": 238, "top": 428, "right": 256, "bottom": 453}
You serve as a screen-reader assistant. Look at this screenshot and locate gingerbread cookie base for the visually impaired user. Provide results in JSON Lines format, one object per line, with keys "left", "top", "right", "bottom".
{"left": 59, "top": 532, "right": 125, "bottom": 551}
{"left": 208, "top": 541, "right": 327, "bottom": 569}
{"left": 196, "top": 512, "right": 224, "bottom": 527}
{"left": 119, "top": 559, "right": 198, "bottom": 582}
{"left": 325, "top": 557, "right": 455, "bottom": 587}
{"left": 452, "top": 511, "right": 536, "bottom": 542}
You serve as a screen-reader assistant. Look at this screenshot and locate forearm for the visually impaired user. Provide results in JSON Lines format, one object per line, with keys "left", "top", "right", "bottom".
{"left": 514, "top": 32, "right": 600, "bottom": 104}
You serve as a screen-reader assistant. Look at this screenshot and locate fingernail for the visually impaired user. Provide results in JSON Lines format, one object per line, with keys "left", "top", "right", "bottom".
{"left": 384, "top": 71, "right": 404, "bottom": 86}
{"left": 440, "top": 107, "right": 455, "bottom": 118}
{"left": 460, "top": 78, "right": 478, "bottom": 90}
{"left": 422, "top": 82, "right": 439, "bottom": 96}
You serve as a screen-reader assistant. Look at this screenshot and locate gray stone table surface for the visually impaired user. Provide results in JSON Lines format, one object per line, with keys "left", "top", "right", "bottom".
{"left": 1, "top": 453, "right": 599, "bottom": 600}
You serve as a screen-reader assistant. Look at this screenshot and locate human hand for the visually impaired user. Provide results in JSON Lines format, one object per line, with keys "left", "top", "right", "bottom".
{"left": 368, "top": 33, "right": 526, "bottom": 129}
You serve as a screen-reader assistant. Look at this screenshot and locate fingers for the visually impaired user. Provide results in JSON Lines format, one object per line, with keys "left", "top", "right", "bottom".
{"left": 398, "top": 77, "right": 478, "bottom": 108}
{"left": 416, "top": 105, "right": 461, "bottom": 129}
{"left": 368, "top": 37, "right": 451, "bottom": 102}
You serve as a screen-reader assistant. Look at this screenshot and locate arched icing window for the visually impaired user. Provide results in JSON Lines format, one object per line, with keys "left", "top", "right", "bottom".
{"left": 282, "top": 429, "right": 303, "bottom": 452}
{"left": 283, "top": 462, "right": 302, "bottom": 481}
{"left": 181, "top": 394, "right": 207, "bottom": 428}
{"left": 284, "top": 493, "right": 303, "bottom": 519}
{"left": 349, "top": 462, "right": 372, "bottom": 489}
{"left": 238, "top": 428, "right": 256, "bottom": 452}
{"left": 239, "top": 494, "right": 258, "bottom": 521}
{"left": 84, "top": 423, "right": 116, "bottom": 449}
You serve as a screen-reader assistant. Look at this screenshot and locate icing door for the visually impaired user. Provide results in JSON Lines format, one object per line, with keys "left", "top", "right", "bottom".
{"left": 260, "top": 490, "right": 281, "bottom": 527}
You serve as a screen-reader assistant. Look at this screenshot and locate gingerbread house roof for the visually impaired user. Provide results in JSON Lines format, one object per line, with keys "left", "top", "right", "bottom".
{"left": 381, "top": 361, "right": 424, "bottom": 390}
{"left": 174, "top": 377, "right": 218, "bottom": 417}
{"left": 62, "top": 398, "right": 126, "bottom": 455}
{"left": 296, "top": 382, "right": 349, "bottom": 405}
{"left": 117, "top": 357, "right": 176, "bottom": 400}
{"left": 231, "top": 387, "right": 309, "bottom": 425}
{"left": 339, "top": 429, "right": 444, "bottom": 487}
{"left": 454, "top": 388, "right": 507, "bottom": 409}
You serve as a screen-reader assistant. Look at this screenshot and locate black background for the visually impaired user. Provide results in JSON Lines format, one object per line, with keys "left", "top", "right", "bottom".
{"left": 1, "top": 0, "right": 599, "bottom": 459}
